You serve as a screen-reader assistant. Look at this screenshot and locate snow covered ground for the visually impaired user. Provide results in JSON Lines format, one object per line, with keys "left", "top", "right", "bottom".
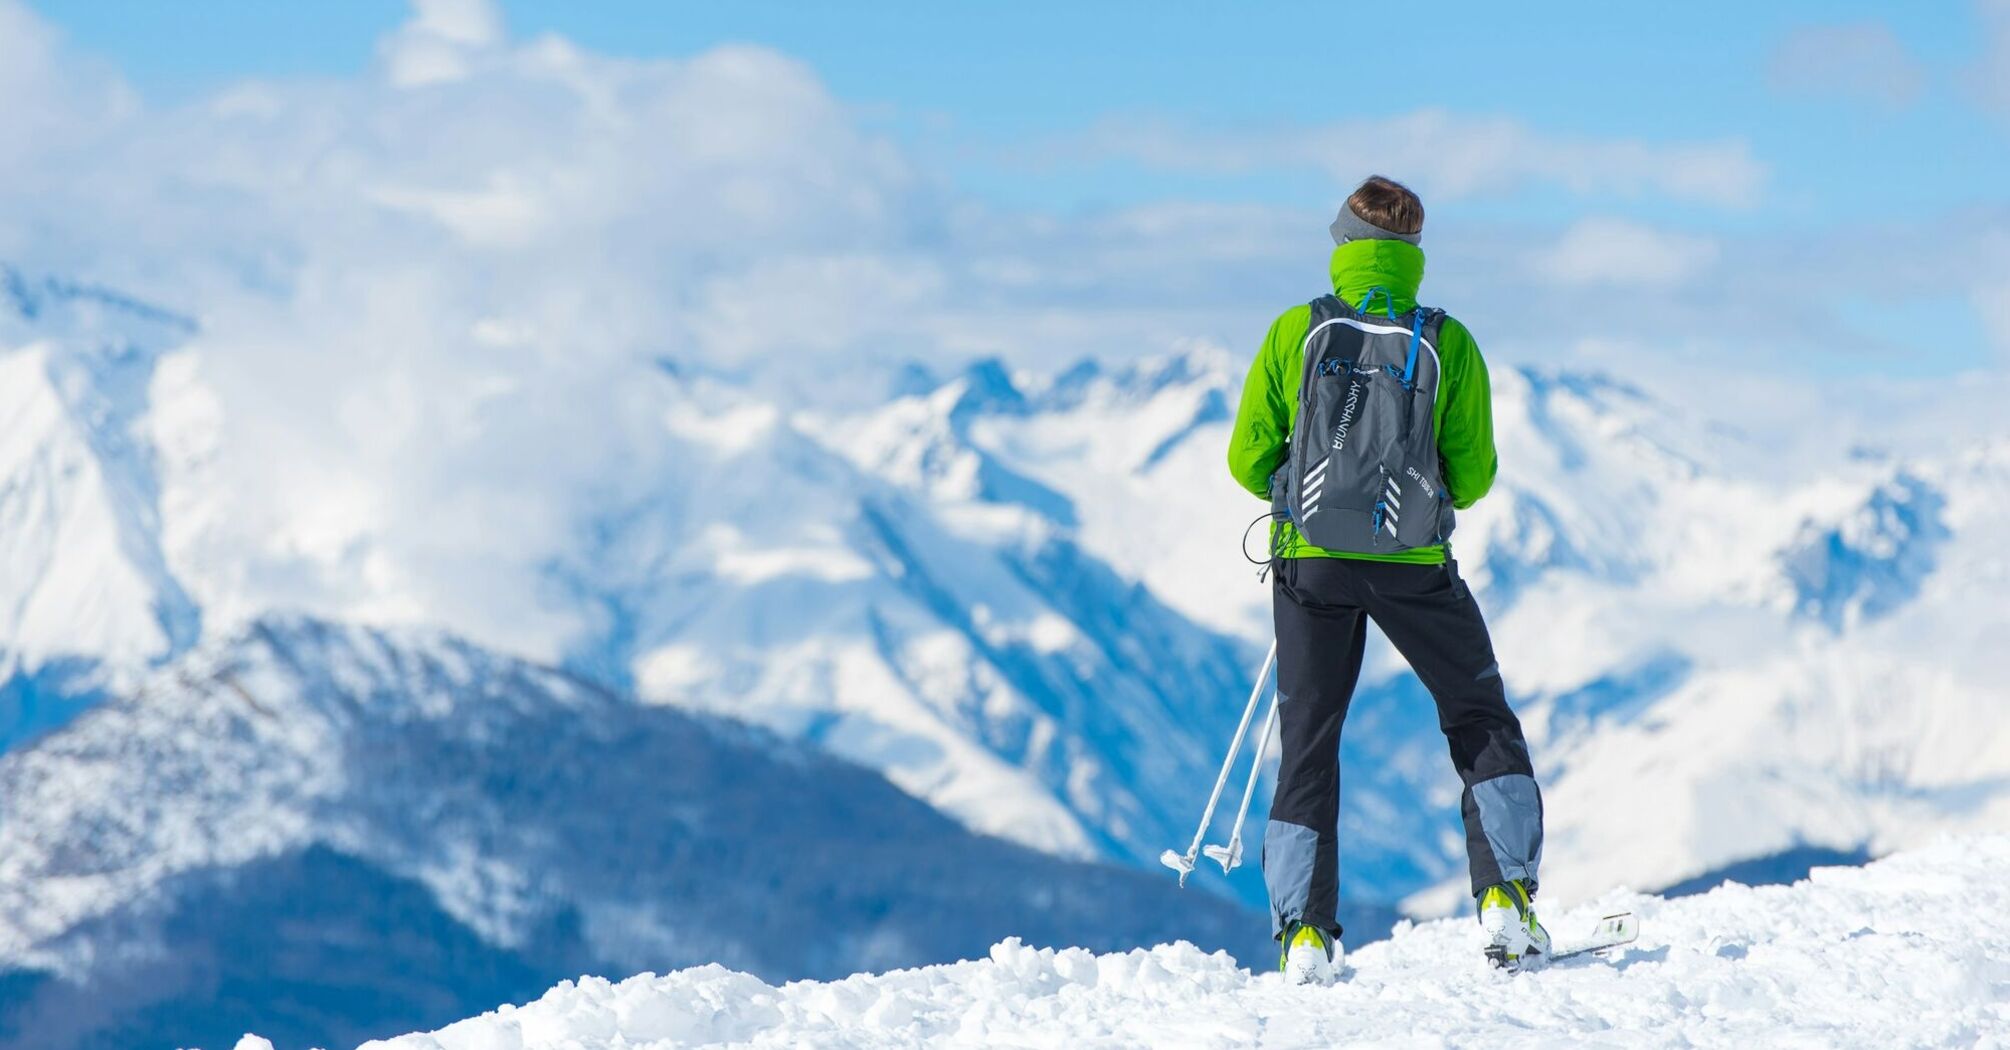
{"left": 360, "top": 835, "right": 2010, "bottom": 1050}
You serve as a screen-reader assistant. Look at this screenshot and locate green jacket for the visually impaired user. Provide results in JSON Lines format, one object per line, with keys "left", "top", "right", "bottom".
{"left": 1226, "top": 239, "right": 1497, "bottom": 564}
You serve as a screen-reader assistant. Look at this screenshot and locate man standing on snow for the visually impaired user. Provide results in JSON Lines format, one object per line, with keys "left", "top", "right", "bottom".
{"left": 1226, "top": 176, "right": 1546, "bottom": 984}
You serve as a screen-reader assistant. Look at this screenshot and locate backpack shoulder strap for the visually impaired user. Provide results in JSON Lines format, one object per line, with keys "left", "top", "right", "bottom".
{"left": 1297, "top": 295, "right": 1346, "bottom": 388}
{"left": 1420, "top": 307, "right": 1448, "bottom": 343}
{"left": 1396, "top": 305, "right": 1449, "bottom": 390}
{"left": 1415, "top": 307, "right": 1450, "bottom": 385}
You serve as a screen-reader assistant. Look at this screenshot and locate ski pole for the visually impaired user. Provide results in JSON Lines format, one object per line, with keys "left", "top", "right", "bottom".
{"left": 1161, "top": 640, "right": 1276, "bottom": 887}
{"left": 1206, "top": 684, "right": 1280, "bottom": 874}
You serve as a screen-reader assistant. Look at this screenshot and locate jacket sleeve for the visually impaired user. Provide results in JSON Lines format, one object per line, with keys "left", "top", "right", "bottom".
{"left": 1226, "top": 308, "right": 1304, "bottom": 499}
{"left": 1434, "top": 315, "right": 1498, "bottom": 509}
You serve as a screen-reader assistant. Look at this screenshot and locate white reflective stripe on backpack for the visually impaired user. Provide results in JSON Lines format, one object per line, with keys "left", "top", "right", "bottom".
{"left": 1300, "top": 315, "right": 1444, "bottom": 414}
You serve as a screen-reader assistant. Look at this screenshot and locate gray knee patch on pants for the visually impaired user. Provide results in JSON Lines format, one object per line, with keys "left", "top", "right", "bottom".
{"left": 1471, "top": 773, "right": 1543, "bottom": 887}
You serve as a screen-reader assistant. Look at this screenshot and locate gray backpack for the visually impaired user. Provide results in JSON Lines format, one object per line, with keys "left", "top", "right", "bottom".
{"left": 1271, "top": 291, "right": 1454, "bottom": 554}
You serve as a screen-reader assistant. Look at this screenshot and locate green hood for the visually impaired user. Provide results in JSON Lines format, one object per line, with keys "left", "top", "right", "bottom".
{"left": 1328, "top": 239, "right": 1426, "bottom": 315}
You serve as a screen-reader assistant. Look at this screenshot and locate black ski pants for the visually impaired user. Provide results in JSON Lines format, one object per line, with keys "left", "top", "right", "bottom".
{"left": 1262, "top": 556, "right": 1542, "bottom": 940}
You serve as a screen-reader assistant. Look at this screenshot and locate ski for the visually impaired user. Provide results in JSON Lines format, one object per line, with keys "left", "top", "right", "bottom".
{"left": 1487, "top": 912, "right": 1637, "bottom": 972}
{"left": 1550, "top": 912, "right": 1638, "bottom": 961}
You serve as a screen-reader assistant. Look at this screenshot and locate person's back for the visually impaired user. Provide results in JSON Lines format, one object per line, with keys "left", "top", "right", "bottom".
{"left": 1226, "top": 176, "right": 1549, "bottom": 984}
{"left": 1227, "top": 177, "right": 1496, "bottom": 555}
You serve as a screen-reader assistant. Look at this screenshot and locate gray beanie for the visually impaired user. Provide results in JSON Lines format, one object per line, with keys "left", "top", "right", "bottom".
{"left": 1330, "top": 204, "right": 1421, "bottom": 247}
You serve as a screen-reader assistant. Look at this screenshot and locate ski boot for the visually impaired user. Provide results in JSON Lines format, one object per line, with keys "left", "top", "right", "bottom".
{"left": 1279, "top": 921, "right": 1341, "bottom": 986}
{"left": 1478, "top": 879, "right": 1551, "bottom": 972}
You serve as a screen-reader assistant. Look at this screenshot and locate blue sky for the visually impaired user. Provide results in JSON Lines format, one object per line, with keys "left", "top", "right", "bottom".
{"left": 35, "top": 0, "right": 2010, "bottom": 225}
{"left": 15, "top": 0, "right": 2010, "bottom": 378}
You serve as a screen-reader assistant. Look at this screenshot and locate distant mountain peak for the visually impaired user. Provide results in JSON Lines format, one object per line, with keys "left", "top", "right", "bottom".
{"left": 947, "top": 356, "right": 1029, "bottom": 419}
{"left": 1780, "top": 470, "right": 1950, "bottom": 632}
{"left": 1, "top": 263, "right": 198, "bottom": 345}
{"left": 0, "top": 344, "right": 198, "bottom": 691}
{"left": 1035, "top": 345, "right": 1233, "bottom": 412}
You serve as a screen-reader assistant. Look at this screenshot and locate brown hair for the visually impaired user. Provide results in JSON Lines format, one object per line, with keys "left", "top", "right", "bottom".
{"left": 1346, "top": 176, "right": 1424, "bottom": 236}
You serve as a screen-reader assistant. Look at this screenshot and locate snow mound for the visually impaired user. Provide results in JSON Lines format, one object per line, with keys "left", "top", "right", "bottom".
{"left": 363, "top": 836, "right": 2010, "bottom": 1050}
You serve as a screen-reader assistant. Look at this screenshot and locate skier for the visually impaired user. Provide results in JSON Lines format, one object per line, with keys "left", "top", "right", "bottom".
{"left": 1226, "top": 176, "right": 1547, "bottom": 984}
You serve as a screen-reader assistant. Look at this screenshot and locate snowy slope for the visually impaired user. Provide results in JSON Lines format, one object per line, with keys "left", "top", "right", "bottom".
{"left": 0, "top": 617, "right": 1259, "bottom": 1050}
{"left": 543, "top": 364, "right": 1258, "bottom": 876}
{"left": 0, "top": 266, "right": 200, "bottom": 736}
{"left": 887, "top": 352, "right": 2010, "bottom": 910}
{"left": 1514, "top": 443, "right": 2010, "bottom": 907}
{"left": 1405, "top": 383, "right": 2010, "bottom": 910}
{"left": 362, "top": 835, "right": 2010, "bottom": 1050}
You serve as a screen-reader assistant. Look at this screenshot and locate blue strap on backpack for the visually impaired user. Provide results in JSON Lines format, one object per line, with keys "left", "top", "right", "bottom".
{"left": 1358, "top": 287, "right": 1426, "bottom": 391}
{"left": 1356, "top": 286, "right": 1399, "bottom": 319}
{"left": 1401, "top": 310, "right": 1423, "bottom": 390}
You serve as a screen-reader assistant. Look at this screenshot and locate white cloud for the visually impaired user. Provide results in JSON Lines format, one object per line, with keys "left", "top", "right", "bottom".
{"left": 0, "top": 1, "right": 948, "bottom": 655}
{"left": 688, "top": 254, "right": 948, "bottom": 362}
{"left": 1538, "top": 218, "right": 1719, "bottom": 288}
{"left": 377, "top": 0, "right": 506, "bottom": 87}
{"left": 1067, "top": 110, "right": 1767, "bottom": 208}
{"left": 369, "top": 173, "right": 553, "bottom": 246}
{"left": 1979, "top": 0, "right": 2010, "bottom": 117}
{"left": 1979, "top": 286, "right": 2010, "bottom": 357}
{"left": 409, "top": 0, "right": 503, "bottom": 45}
{"left": 0, "top": 0, "right": 134, "bottom": 171}
{"left": 1769, "top": 22, "right": 1925, "bottom": 108}
{"left": 0, "top": 1, "right": 1306, "bottom": 658}
{"left": 0, "top": 1, "right": 60, "bottom": 96}
{"left": 1975, "top": 232, "right": 2010, "bottom": 358}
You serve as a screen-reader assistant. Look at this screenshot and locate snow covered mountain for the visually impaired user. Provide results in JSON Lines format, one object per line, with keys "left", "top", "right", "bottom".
{"left": 540, "top": 361, "right": 1259, "bottom": 877}
{"left": 5, "top": 260, "right": 2008, "bottom": 930}
{"left": 0, "top": 266, "right": 201, "bottom": 749}
{"left": 0, "top": 616, "right": 1259, "bottom": 1050}
{"left": 362, "top": 835, "right": 2010, "bottom": 1050}
{"left": 878, "top": 352, "right": 2010, "bottom": 911}
{"left": 0, "top": 267, "right": 1265, "bottom": 904}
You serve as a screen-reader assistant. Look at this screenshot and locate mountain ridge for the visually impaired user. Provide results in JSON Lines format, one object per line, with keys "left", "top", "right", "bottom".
{"left": 0, "top": 614, "right": 1265, "bottom": 1050}
{"left": 5, "top": 264, "right": 2008, "bottom": 923}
